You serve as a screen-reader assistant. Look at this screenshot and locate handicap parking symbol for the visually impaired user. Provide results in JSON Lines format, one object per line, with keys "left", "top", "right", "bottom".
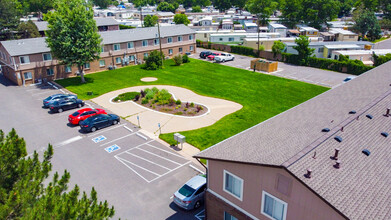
{"left": 92, "top": 135, "right": 106, "bottom": 143}
{"left": 105, "top": 144, "right": 120, "bottom": 153}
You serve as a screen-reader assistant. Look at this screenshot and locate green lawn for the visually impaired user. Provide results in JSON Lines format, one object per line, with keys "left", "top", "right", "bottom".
{"left": 56, "top": 59, "right": 328, "bottom": 150}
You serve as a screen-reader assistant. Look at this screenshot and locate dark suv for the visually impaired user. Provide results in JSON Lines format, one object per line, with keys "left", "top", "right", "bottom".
{"left": 199, "top": 51, "right": 212, "bottom": 59}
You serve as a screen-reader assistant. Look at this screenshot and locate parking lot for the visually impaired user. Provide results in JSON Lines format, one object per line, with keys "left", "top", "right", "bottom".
{"left": 0, "top": 75, "right": 205, "bottom": 219}
{"left": 192, "top": 48, "right": 354, "bottom": 88}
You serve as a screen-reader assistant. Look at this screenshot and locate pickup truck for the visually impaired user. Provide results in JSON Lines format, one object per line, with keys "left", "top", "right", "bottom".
{"left": 214, "top": 53, "right": 235, "bottom": 62}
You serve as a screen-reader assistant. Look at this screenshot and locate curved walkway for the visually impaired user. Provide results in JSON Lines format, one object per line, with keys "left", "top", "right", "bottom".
{"left": 92, "top": 85, "right": 242, "bottom": 136}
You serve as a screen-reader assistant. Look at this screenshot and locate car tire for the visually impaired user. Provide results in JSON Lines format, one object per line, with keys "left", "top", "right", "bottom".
{"left": 113, "top": 120, "right": 118, "bottom": 125}
{"left": 78, "top": 120, "right": 83, "bottom": 125}
{"left": 194, "top": 201, "right": 201, "bottom": 209}
{"left": 78, "top": 104, "right": 82, "bottom": 108}
{"left": 58, "top": 108, "right": 63, "bottom": 113}
{"left": 91, "top": 127, "right": 97, "bottom": 132}
{"left": 223, "top": 60, "right": 226, "bottom": 63}
{"left": 232, "top": 57, "right": 235, "bottom": 61}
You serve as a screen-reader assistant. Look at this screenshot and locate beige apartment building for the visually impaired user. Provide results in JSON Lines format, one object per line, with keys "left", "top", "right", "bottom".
{"left": 195, "top": 61, "right": 391, "bottom": 220}
{"left": 0, "top": 25, "right": 195, "bottom": 85}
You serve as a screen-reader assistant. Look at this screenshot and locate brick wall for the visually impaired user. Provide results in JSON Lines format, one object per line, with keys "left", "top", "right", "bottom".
{"left": 205, "top": 191, "right": 253, "bottom": 220}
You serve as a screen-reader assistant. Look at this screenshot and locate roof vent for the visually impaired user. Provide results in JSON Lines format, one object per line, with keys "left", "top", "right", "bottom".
{"left": 381, "top": 132, "right": 389, "bottom": 137}
{"left": 331, "top": 148, "right": 340, "bottom": 160}
{"left": 334, "top": 136, "right": 342, "bottom": 142}
{"left": 384, "top": 108, "right": 390, "bottom": 117}
{"left": 366, "top": 114, "right": 373, "bottom": 119}
{"left": 334, "top": 160, "right": 341, "bottom": 169}
{"left": 362, "top": 149, "right": 371, "bottom": 156}
{"left": 305, "top": 169, "right": 312, "bottom": 178}
{"left": 322, "top": 128, "right": 330, "bottom": 132}
{"left": 349, "top": 110, "right": 356, "bottom": 114}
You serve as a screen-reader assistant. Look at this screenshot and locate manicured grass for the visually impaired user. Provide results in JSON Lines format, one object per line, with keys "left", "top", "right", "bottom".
{"left": 371, "top": 37, "right": 390, "bottom": 43}
{"left": 56, "top": 59, "right": 328, "bottom": 150}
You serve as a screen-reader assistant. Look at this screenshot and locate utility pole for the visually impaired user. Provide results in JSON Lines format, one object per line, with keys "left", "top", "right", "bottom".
{"left": 257, "top": 14, "right": 260, "bottom": 57}
{"left": 140, "top": 6, "right": 143, "bottom": 27}
{"left": 157, "top": 20, "right": 164, "bottom": 67}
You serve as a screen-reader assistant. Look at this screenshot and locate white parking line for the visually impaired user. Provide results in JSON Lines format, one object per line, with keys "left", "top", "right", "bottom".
{"left": 146, "top": 143, "right": 187, "bottom": 159}
{"left": 87, "top": 124, "right": 125, "bottom": 137}
{"left": 55, "top": 135, "right": 83, "bottom": 147}
{"left": 116, "top": 157, "right": 161, "bottom": 176}
{"left": 136, "top": 132, "right": 148, "bottom": 140}
{"left": 32, "top": 90, "right": 57, "bottom": 96}
{"left": 100, "top": 133, "right": 137, "bottom": 146}
{"left": 195, "top": 209, "right": 205, "bottom": 220}
{"left": 124, "top": 126, "right": 133, "bottom": 132}
{"left": 189, "top": 164, "right": 205, "bottom": 175}
{"left": 148, "top": 161, "right": 191, "bottom": 183}
{"left": 136, "top": 147, "right": 182, "bottom": 166}
{"left": 125, "top": 151, "right": 171, "bottom": 170}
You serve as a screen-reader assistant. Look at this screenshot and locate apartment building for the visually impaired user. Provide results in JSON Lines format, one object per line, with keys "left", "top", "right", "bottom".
{"left": 0, "top": 25, "right": 195, "bottom": 85}
{"left": 195, "top": 61, "right": 391, "bottom": 220}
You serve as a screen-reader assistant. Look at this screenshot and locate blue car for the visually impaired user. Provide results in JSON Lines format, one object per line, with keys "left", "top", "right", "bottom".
{"left": 43, "top": 94, "right": 77, "bottom": 108}
{"left": 80, "top": 114, "right": 120, "bottom": 132}
{"left": 173, "top": 175, "right": 206, "bottom": 210}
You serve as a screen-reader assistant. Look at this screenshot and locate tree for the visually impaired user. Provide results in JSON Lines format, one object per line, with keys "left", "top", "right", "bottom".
{"left": 28, "top": 0, "right": 54, "bottom": 16}
{"left": 272, "top": 41, "right": 285, "bottom": 59}
{"left": 192, "top": 5, "right": 202, "bottom": 12}
{"left": 280, "top": 0, "right": 302, "bottom": 28}
{"left": 157, "top": 2, "right": 176, "bottom": 13}
{"left": 379, "top": 0, "right": 391, "bottom": 20}
{"left": 0, "top": 129, "right": 115, "bottom": 218}
{"left": 338, "top": 0, "right": 354, "bottom": 17}
{"left": 355, "top": 0, "right": 379, "bottom": 11}
{"left": 17, "top": 20, "right": 40, "bottom": 39}
{"left": 173, "top": 14, "right": 190, "bottom": 25}
{"left": 232, "top": 0, "right": 247, "bottom": 14}
{"left": 0, "top": 0, "right": 22, "bottom": 40}
{"left": 246, "top": 0, "right": 278, "bottom": 26}
{"left": 212, "top": 0, "right": 232, "bottom": 12}
{"left": 293, "top": 35, "right": 314, "bottom": 65}
{"left": 143, "top": 50, "right": 164, "bottom": 70}
{"left": 45, "top": 0, "right": 102, "bottom": 84}
{"left": 144, "top": 15, "right": 158, "bottom": 27}
{"left": 353, "top": 9, "right": 381, "bottom": 40}
{"left": 93, "top": 0, "right": 112, "bottom": 8}
{"left": 299, "top": 0, "right": 340, "bottom": 30}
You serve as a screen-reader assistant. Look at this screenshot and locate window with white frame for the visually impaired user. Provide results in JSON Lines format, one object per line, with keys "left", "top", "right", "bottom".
{"left": 43, "top": 53, "right": 52, "bottom": 61}
{"left": 223, "top": 170, "right": 243, "bottom": 200}
{"left": 84, "top": 63, "right": 90, "bottom": 69}
{"left": 19, "top": 56, "right": 30, "bottom": 64}
{"left": 154, "top": 38, "right": 159, "bottom": 45}
{"left": 129, "top": 55, "right": 135, "bottom": 61}
{"left": 113, "top": 44, "right": 121, "bottom": 51}
{"left": 142, "top": 40, "right": 148, "bottom": 47}
{"left": 23, "top": 72, "right": 32, "bottom": 80}
{"left": 65, "top": 66, "right": 72, "bottom": 73}
{"left": 46, "top": 68, "right": 54, "bottom": 76}
{"left": 261, "top": 191, "right": 288, "bottom": 220}
{"left": 224, "top": 212, "right": 238, "bottom": 220}
{"left": 169, "top": 49, "right": 173, "bottom": 55}
{"left": 168, "top": 37, "right": 173, "bottom": 43}
{"left": 179, "top": 47, "right": 183, "bottom": 53}
{"left": 189, "top": 34, "right": 193, "bottom": 40}
{"left": 190, "top": 46, "right": 194, "bottom": 51}
{"left": 229, "top": 37, "right": 234, "bottom": 42}
{"left": 178, "top": 36, "right": 182, "bottom": 42}
{"left": 115, "top": 57, "right": 121, "bottom": 64}
{"left": 99, "top": 60, "right": 105, "bottom": 67}
{"left": 127, "top": 42, "right": 134, "bottom": 49}
{"left": 144, "top": 53, "right": 148, "bottom": 58}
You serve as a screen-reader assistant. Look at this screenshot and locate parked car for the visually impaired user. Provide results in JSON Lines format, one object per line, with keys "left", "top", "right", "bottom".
{"left": 79, "top": 114, "right": 120, "bottom": 132}
{"left": 199, "top": 51, "right": 213, "bottom": 59}
{"left": 206, "top": 52, "right": 223, "bottom": 61}
{"left": 43, "top": 94, "right": 77, "bottom": 108}
{"left": 173, "top": 175, "right": 206, "bottom": 210}
{"left": 68, "top": 108, "right": 107, "bottom": 125}
{"left": 49, "top": 99, "right": 84, "bottom": 113}
{"left": 215, "top": 53, "right": 235, "bottom": 62}
{"left": 343, "top": 76, "right": 357, "bottom": 83}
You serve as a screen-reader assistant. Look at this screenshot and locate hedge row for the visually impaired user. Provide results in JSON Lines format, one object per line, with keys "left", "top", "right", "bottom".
{"left": 230, "top": 45, "right": 258, "bottom": 57}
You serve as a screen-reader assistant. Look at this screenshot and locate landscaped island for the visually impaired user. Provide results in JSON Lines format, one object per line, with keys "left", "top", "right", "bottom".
{"left": 113, "top": 87, "right": 207, "bottom": 116}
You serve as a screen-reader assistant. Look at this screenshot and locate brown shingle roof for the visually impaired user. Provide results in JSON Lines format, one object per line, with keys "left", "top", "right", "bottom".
{"left": 195, "top": 62, "right": 391, "bottom": 219}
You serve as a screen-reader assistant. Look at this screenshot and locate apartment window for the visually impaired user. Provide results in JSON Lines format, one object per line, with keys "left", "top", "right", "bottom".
{"left": 129, "top": 55, "right": 135, "bottom": 61}
{"left": 168, "top": 37, "right": 173, "bottom": 43}
{"left": 219, "top": 38, "right": 223, "bottom": 41}
{"left": 115, "top": 57, "right": 121, "bottom": 64}
{"left": 23, "top": 72, "right": 32, "bottom": 80}
{"left": 43, "top": 53, "right": 52, "bottom": 61}
{"left": 189, "top": 34, "right": 193, "bottom": 40}
{"left": 223, "top": 170, "right": 243, "bottom": 200}
{"left": 190, "top": 46, "right": 194, "bottom": 51}
{"left": 261, "top": 191, "right": 288, "bottom": 220}
{"left": 169, "top": 49, "right": 173, "bottom": 55}
{"left": 154, "top": 38, "right": 159, "bottom": 45}
{"left": 318, "top": 48, "right": 324, "bottom": 53}
{"left": 99, "top": 60, "right": 105, "bottom": 67}
{"left": 229, "top": 37, "right": 234, "bottom": 42}
{"left": 101, "top": 46, "right": 105, "bottom": 53}
{"left": 349, "top": 35, "right": 355, "bottom": 39}
{"left": 224, "top": 212, "right": 238, "bottom": 220}
{"left": 127, "top": 42, "right": 134, "bottom": 49}
{"left": 179, "top": 47, "right": 183, "bottom": 53}
{"left": 142, "top": 40, "right": 148, "bottom": 47}
{"left": 144, "top": 53, "right": 148, "bottom": 58}
{"left": 46, "top": 68, "right": 54, "bottom": 76}
{"left": 178, "top": 36, "right": 182, "bottom": 42}
{"left": 113, "top": 44, "right": 121, "bottom": 51}
{"left": 65, "top": 66, "right": 72, "bottom": 73}
{"left": 19, "top": 56, "right": 30, "bottom": 64}
{"left": 84, "top": 63, "right": 90, "bottom": 69}
{"left": 204, "top": 33, "right": 207, "bottom": 38}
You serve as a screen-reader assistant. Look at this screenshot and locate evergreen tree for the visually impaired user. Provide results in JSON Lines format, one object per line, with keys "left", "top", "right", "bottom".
{"left": 0, "top": 129, "right": 115, "bottom": 219}
{"left": 272, "top": 40, "right": 285, "bottom": 59}
{"left": 44, "top": 0, "right": 102, "bottom": 84}
{"left": 0, "top": 0, "right": 22, "bottom": 40}
{"left": 17, "top": 20, "right": 40, "bottom": 39}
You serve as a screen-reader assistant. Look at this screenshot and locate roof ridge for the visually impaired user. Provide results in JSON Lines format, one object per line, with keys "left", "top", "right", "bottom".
{"left": 282, "top": 88, "right": 391, "bottom": 168}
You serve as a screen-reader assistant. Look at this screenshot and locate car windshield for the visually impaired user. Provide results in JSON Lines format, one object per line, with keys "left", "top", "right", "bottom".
{"left": 178, "top": 184, "right": 196, "bottom": 197}
{"left": 52, "top": 101, "right": 59, "bottom": 105}
{"left": 343, "top": 78, "right": 351, "bottom": 82}
{"left": 71, "top": 112, "right": 80, "bottom": 117}
{"left": 44, "top": 96, "right": 53, "bottom": 101}
{"left": 83, "top": 116, "right": 94, "bottom": 123}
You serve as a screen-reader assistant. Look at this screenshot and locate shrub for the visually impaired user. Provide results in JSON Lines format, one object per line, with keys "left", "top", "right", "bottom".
{"left": 175, "top": 99, "right": 181, "bottom": 105}
{"left": 142, "top": 50, "right": 164, "bottom": 70}
{"left": 190, "top": 102, "right": 195, "bottom": 107}
{"left": 141, "top": 98, "right": 149, "bottom": 104}
{"left": 169, "top": 98, "right": 175, "bottom": 106}
{"left": 175, "top": 112, "right": 183, "bottom": 115}
{"left": 259, "top": 45, "right": 265, "bottom": 51}
{"left": 231, "top": 45, "right": 257, "bottom": 57}
{"left": 185, "top": 102, "right": 189, "bottom": 108}
{"left": 178, "top": 105, "right": 181, "bottom": 108}
{"left": 373, "top": 53, "right": 391, "bottom": 66}
{"left": 173, "top": 54, "right": 183, "bottom": 66}
{"left": 182, "top": 54, "right": 190, "bottom": 63}
{"left": 157, "top": 89, "right": 171, "bottom": 105}
{"left": 184, "top": 108, "right": 187, "bottom": 111}
{"left": 113, "top": 92, "right": 140, "bottom": 102}
{"left": 152, "top": 87, "right": 159, "bottom": 94}
{"left": 145, "top": 90, "right": 155, "bottom": 100}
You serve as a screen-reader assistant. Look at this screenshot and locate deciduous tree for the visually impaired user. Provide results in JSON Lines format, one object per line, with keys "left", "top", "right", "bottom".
{"left": 93, "top": 0, "right": 112, "bottom": 8}
{"left": 299, "top": 0, "right": 340, "bottom": 30}
{"left": 17, "top": 20, "right": 40, "bottom": 39}
{"left": 0, "top": 0, "right": 22, "bottom": 40}
{"left": 192, "top": 5, "right": 202, "bottom": 12}
{"left": 279, "top": 0, "right": 302, "bottom": 28}
{"left": 353, "top": 9, "right": 381, "bottom": 40}
{"left": 272, "top": 41, "right": 285, "bottom": 59}
{"left": 45, "top": 0, "right": 102, "bottom": 84}
{"left": 173, "top": 14, "right": 190, "bottom": 25}
{"left": 293, "top": 35, "right": 314, "bottom": 65}
{"left": 144, "top": 15, "right": 158, "bottom": 27}
{"left": 212, "top": 0, "right": 232, "bottom": 12}
{"left": 157, "top": 2, "right": 176, "bottom": 13}
{"left": 246, "top": 0, "right": 278, "bottom": 26}
{"left": 0, "top": 129, "right": 115, "bottom": 219}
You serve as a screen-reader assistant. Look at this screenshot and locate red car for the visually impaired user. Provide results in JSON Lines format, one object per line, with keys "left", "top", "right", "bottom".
{"left": 68, "top": 108, "right": 107, "bottom": 125}
{"left": 207, "top": 52, "right": 222, "bottom": 61}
